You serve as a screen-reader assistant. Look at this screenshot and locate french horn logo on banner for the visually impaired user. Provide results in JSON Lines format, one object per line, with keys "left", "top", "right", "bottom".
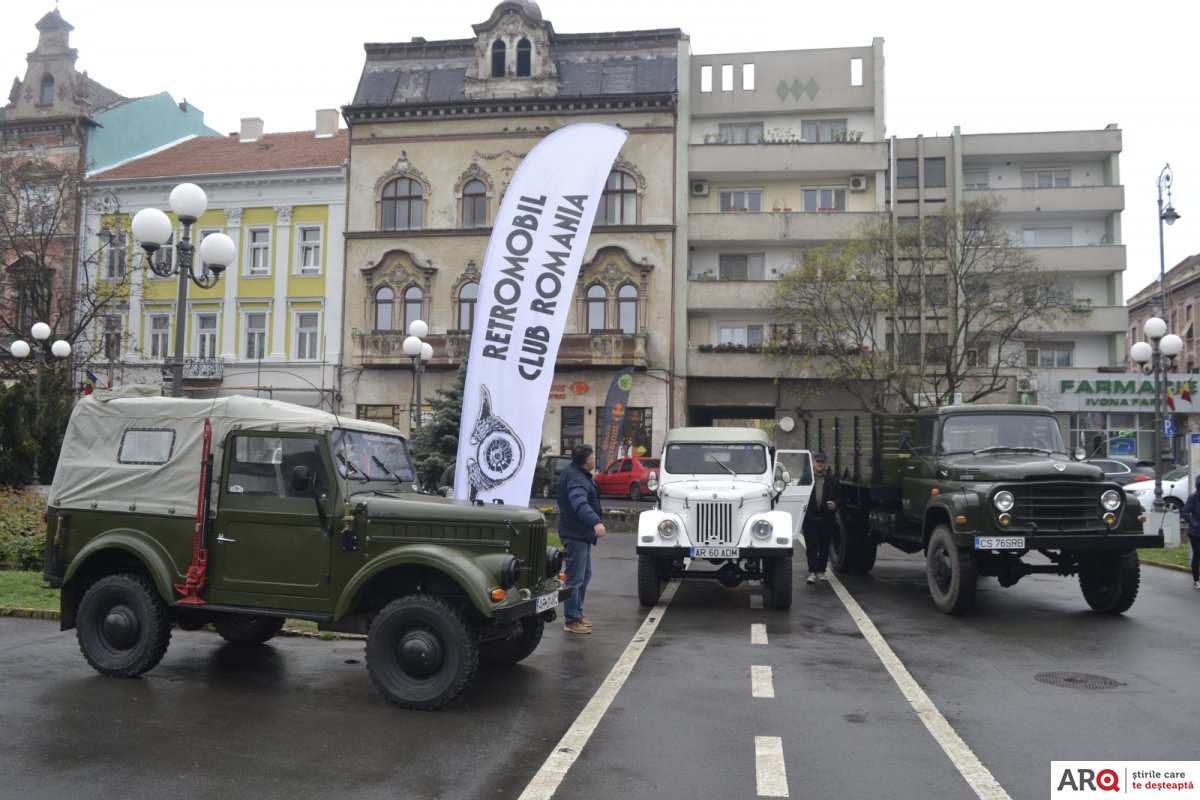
{"left": 453, "top": 123, "right": 629, "bottom": 504}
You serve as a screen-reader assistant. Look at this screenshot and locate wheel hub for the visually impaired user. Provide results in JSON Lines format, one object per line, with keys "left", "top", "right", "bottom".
{"left": 102, "top": 604, "right": 140, "bottom": 649}
{"left": 397, "top": 628, "right": 444, "bottom": 678}
{"left": 931, "top": 548, "right": 952, "bottom": 592}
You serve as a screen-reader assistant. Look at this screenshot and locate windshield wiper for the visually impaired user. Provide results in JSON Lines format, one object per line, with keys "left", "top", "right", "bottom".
{"left": 371, "top": 455, "right": 404, "bottom": 484}
{"left": 710, "top": 456, "right": 736, "bottom": 476}
{"left": 337, "top": 452, "right": 369, "bottom": 482}
{"left": 972, "top": 446, "right": 1053, "bottom": 455}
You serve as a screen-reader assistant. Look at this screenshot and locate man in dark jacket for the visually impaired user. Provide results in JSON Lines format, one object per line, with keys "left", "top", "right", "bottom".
{"left": 1180, "top": 475, "right": 1200, "bottom": 589}
{"left": 557, "top": 443, "right": 607, "bottom": 633}
{"left": 802, "top": 452, "right": 841, "bottom": 584}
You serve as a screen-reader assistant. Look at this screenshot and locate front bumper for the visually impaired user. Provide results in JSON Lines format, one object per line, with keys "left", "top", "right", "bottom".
{"left": 956, "top": 532, "right": 1164, "bottom": 550}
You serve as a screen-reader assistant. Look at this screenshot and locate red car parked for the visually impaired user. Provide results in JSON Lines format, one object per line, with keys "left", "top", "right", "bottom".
{"left": 594, "top": 455, "right": 660, "bottom": 500}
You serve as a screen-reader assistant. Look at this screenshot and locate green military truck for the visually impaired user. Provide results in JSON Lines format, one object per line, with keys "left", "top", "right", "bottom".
{"left": 800, "top": 404, "right": 1161, "bottom": 615}
{"left": 44, "top": 387, "right": 566, "bottom": 709}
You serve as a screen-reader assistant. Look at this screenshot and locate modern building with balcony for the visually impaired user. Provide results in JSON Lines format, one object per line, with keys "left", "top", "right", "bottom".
{"left": 79, "top": 112, "right": 348, "bottom": 407}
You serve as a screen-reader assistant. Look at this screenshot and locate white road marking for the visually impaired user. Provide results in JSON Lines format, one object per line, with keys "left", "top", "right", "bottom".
{"left": 751, "top": 665, "right": 775, "bottom": 698}
{"left": 750, "top": 594, "right": 764, "bottom": 609}
{"left": 826, "top": 572, "right": 1013, "bottom": 800}
{"left": 754, "top": 736, "right": 789, "bottom": 797}
{"left": 751, "top": 622, "right": 768, "bottom": 645}
{"left": 518, "top": 580, "right": 680, "bottom": 800}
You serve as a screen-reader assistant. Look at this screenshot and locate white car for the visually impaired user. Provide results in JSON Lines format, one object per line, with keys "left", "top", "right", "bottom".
{"left": 1125, "top": 465, "right": 1189, "bottom": 510}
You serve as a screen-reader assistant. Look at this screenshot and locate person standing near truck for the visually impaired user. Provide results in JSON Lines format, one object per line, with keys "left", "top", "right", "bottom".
{"left": 557, "top": 443, "right": 607, "bottom": 632}
{"left": 802, "top": 452, "right": 841, "bottom": 584}
{"left": 1181, "top": 475, "right": 1200, "bottom": 589}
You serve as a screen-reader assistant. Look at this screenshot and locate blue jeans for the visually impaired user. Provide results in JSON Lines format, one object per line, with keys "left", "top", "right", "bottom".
{"left": 563, "top": 538, "right": 593, "bottom": 623}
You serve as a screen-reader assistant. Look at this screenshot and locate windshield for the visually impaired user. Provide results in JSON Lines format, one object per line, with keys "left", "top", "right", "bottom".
{"left": 663, "top": 443, "right": 767, "bottom": 475}
{"left": 330, "top": 428, "right": 415, "bottom": 483}
{"left": 939, "top": 414, "right": 1066, "bottom": 454}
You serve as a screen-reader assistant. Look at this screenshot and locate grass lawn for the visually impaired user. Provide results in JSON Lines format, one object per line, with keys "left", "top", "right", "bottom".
{"left": 0, "top": 570, "right": 59, "bottom": 611}
{"left": 1140, "top": 545, "right": 1194, "bottom": 570}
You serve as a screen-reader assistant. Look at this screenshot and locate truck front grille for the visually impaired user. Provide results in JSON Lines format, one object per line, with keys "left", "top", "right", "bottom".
{"left": 693, "top": 501, "right": 735, "bottom": 545}
{"left": 1008, "top": 483, "right": 1105, "bottom": 531}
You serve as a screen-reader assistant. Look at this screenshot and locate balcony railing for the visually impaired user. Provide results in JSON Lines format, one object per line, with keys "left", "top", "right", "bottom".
{"left": 353, "top": 330, "right": 648, "bottom": 368}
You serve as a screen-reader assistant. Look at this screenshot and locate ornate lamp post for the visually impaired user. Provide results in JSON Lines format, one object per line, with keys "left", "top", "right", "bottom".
{"left": 10, "top": 322, "right": 72, "bottom": 486}
{"left": 1130, "top": 317, "right": 1183, "bottom": 512}
{"left": 131, "top": 183, "right": 236, "bottom": 397}
{"left": 1156, "top": 164, "right": 1181, "bottom": 317}
{"left": 402, "top": 319, "right": 434, "bottom": 430}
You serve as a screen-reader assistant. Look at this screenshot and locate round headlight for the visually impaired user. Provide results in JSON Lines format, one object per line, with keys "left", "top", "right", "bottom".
{"left": 993, "top": 490, "right": 1015, "bottom": 512}
{"left": 646, "top": 471, "right": 659, "bottom": 493}
{"left": 500, "top": 555, "right": 527, "bottom": 589}
{"left": 545, "top": 546, "right": 565, "bottom": 577}
{"left": 657, "top": 519, "right": 678, "bottom": 538}
{"left": 1100, "top": 489, "right": 1122, "bottom": 511}
{"left": 751, "top": 519, "right": 773, "bottom": 539}
{"left": 998, "top": 513, "right": 1013, "bottom": 527}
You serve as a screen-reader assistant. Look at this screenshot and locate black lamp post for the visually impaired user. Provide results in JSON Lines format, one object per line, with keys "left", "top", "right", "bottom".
{"left": 1130, "top": 317, "right": 1183, "bottom": 512}
{"left": 10, "top": 322, "right": 71, "bottom": 486}
{"left": 403, "top": 319, "right": 433, "bottom": 430}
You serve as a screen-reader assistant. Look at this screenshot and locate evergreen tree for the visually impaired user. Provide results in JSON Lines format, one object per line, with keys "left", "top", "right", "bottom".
{"left": 407, "top": 360, "right": 467, "bottom": 491}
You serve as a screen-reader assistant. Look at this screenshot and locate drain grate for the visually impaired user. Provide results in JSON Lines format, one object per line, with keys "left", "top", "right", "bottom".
{"left": 1034, "top": 671, "right": 1125, "bottom": 690}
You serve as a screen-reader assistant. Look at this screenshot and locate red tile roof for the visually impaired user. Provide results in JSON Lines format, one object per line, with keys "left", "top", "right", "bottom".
{"left": 90, "top": 129, "right": 348, "bottom": 181}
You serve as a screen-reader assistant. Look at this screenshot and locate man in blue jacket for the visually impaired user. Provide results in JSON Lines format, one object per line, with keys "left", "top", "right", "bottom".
{"left": 557, "top": 443, "right": 607, "bottom": 633}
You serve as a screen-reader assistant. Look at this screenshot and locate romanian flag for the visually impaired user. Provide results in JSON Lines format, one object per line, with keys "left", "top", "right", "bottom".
{"left": 1183, "top": 384, "right": 1194, "bottom": 405}
{"left": 1166, "top": 383, "right": 1176, "bottom": 411}
{"left": 83, "top": 370, "right": 108, "bottom": 395}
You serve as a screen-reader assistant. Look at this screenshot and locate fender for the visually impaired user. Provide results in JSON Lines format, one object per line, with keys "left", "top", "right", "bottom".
{"left": 65, "top": 529, "right": 181, "bottom": 602}
{"left": 637, "top": 508, "right": 688, "bottom": 546}
{"left": 738, "top": 509, "right": 793, "bottom": 545}
{"left": 335, "top": 542, "right": 503, "bottom": 620}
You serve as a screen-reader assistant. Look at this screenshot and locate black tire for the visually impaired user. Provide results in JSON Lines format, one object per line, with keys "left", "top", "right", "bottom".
{"left": 831, "top": 512, "right": 876, "bottom": 574}
{"left": 479, "top": 618, "right": 545, "bottom": 666}
{"left": 763, "top": 556, "right": 793, "bottom": 610}
{"left": 637, "top": 554, "right": 668, "bottom": 606}
{"left": 1079, "top": 550, "right": 1141, "bottom": 614}
{"left": 213, "top": 616, "right": 285, "bottom": 645}
{"left": 366, "top": 594, "right": 478, "bottom": 710}
{"left": 76, "top": 574, "right": 172, "bottom": 678}
{"left": 629, "top": 484, "right": 642, "bottom": 501}
{"left": 926, "top": 524, "right": 978, "bottom": 615}
{"left": 1165, "top": 497, "right": 1184, "bottom": 512}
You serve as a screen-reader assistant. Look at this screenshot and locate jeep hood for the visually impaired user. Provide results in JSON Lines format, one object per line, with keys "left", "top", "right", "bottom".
{"left": 659, "top": 479, "right": 773, "bottom": 503}
{"left": 936, "top": 452, "right": 1103, "bottom": 482}
{"left": 356, "top": 492, "right": 545, "bottom": 525}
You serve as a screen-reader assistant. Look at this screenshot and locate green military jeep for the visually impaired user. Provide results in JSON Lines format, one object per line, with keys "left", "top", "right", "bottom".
{"left": 44, "top": 387, "right": 566, "bottom": 709}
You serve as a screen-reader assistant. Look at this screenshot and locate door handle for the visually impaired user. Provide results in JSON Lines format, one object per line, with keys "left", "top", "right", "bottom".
{"left": 216, "top": 534, "right": 237, "bottom": 544}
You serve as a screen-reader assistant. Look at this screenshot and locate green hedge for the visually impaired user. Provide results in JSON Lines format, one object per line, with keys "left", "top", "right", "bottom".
{"left": 0, "top": 487, "right": 47, "bottom": 571}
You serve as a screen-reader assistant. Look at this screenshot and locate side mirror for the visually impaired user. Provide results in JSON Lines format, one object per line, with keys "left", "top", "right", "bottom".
{"left": 290, "top": 466, "right": 313, "bottom": 493}
{"left": 899, "top": 430, "right": 913, "bottom": 452}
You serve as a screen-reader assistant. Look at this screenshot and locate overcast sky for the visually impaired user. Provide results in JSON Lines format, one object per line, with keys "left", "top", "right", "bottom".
{"left": 5, "top": 0, "right": 1195, "bottom": 304}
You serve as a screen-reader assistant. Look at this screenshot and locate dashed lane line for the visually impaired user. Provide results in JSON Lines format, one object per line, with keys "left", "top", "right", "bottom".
{"left": 517, "top": 580, "right": 681, "bottom": 800}
{"left": 754, "top": 736, "right": 789, "bottom": 797}
{"left": 751, "top": 664, "right": 775, "bottom": 698}
{"left": 751, "top": 622, "right": 768, "bottom": 645}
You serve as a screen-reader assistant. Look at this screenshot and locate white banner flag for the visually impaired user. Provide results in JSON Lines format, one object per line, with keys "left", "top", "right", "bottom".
{"left": 454, "top": 123, "right": 628, "bottom": 504}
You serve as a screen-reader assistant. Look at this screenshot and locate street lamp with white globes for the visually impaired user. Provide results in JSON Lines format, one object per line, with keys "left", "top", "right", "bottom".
{"left": 402, "top": 319, "right": 434, "bottom": 430}
{"left": 131, "top": 183, "right": 236, "bottom": 397}
{"left": 1130, "top": 315, "right": 1184, "bottom": 512}
{"left": 9, "top": 321, "right": 72, "bottom": 486}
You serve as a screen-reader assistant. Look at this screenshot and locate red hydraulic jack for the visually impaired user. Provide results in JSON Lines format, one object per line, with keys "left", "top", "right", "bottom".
{"left": 175, "top": 418, "right": 213, "bottom": 604}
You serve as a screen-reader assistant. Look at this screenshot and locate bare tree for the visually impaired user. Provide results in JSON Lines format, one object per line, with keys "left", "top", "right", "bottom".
{"left": 770, "top": 197, "right": 1065, "bottom": 413}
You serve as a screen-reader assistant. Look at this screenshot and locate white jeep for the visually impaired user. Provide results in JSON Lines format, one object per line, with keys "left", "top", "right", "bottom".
{"left": 635, "top": 427, "right": 811, "bottom": 610}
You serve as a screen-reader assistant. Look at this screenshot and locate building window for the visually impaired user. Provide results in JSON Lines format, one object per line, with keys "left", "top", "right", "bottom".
{"left": 104, "top": 231, "right": 128, "bottom": 280}
{"left": 516, "top": 38, "right": 531, "bottom": 76}
{"left": 561, "top": 407, "right": 584, "bottom": 454}
{"left": 246, "top": 228, "right": 271, "bottom": 276}
{"left": 801, "top": 119, "right": 847, "bottom": 143}
{"left": 889, "top": 333, "right": 948, "bottom": 365}
{"left": 381, "top": 177, "right": 424, "bottom": 230}
{"left": 358, "top": 404, "right": 399, "bottom": 427}
{"left": 924, "top": 157, "right": 947, "bottom": 188}
{"left": 374, "top": 286, "right": 394, "bottom": 330}
{"left": 718, "top": 253, "right": 765, "bottom": 281}
{"left": 1027, "top": 345, "right": 1073, "bottom": 368}
{"left": 719, "top": 323, "right": 764, "bottom": 346}
{"left": 742, "top": 64, "right": 755, "bottom": 91}
{"left": 151, "top": 230, "right": 176, "bottom": 276}
{"left": 617, "top": 284, "right": 638, "bottom": 334}
{"left": 1024, "top": 169, "right": 1071, "bottom": 188}
{"left": 403, "top": 286, "right": 423, "bottom": 333}
{"left": 196, "top": 312, "right": 218, "bottom": 358}
{"left": 491, "top": 40, "right": 506, "bottom": 77}
{"left": 461, "top": 179, "right": 488, "bottom": 228}
{"left": 896, "top": 158, "right": 919, "bottom": 189}
{"left": 148, "top": 313, "right": 171, "bottom": 359}
{"left": 700, "top": 65, "right": 713, "bottom": 93}
{"left": 1022, "top": 227, "right": 1072, "bottom": 247}
{"left": 103, "top": 314, "right": 123, "bottom": 359}
{"left": 295, "top": 311, "right": 320, "bottom": 360}
{"left": 850, "top": 57, "right": 863, "bottom": 87}
{"left": 458, "top": 282, "right": 479, "bottom": 331}
{"left": 721, "top": 64, "right": 733, "bottom": 91}
{"left": 39, "top": 74, "right": 54, "bottom": 106}
{"left": 717, "top": 122, "right": 764, "bottom": 144}
{"left": 719, "top": 189, "right": 762, "bottom": 212}
{"left": 587, "top": 285, "right": 607, "bottom": 332}
{"left": 597, "top": 170, "right": 637, "bottom": 225}
{"left": 802, "top": 187, "right": 847, "bottom": 212}
{"left": 243, "top": 312, "right": 267, "bottom": 360}
{"left": 964, "top": 170, "right": 989, "bottom": 190}
{"left": 296, "top": 226, "right": 321, "bottom": 275}
{"left": 926, "top": 274, "right": 948, "bottom": 306}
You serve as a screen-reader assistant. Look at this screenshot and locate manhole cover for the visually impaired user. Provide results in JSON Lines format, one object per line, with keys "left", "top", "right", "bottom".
{"left": 1034, "top": 671, "right": 1125, "bottom": 690}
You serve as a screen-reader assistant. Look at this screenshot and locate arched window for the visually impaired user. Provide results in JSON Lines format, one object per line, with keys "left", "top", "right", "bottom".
{"left": 461, "top": 179, "right": 488, "bottom": 228}
{"left": 403, "top": 286, "right": 423, "bottom": 333}
{"left": 596, "top": 170, "right": 637, "bottom": 225}
{"left": 516, "top": 39, "right": 532, "bottom": 77}
{"left": 374, "top": 286, "right": 395, "bottom": 330}
{"left": 586, "top": 285, "right": 607, "bottom": 332}
{"left": 381, "top": 177, "right": 423, "bottom": 230}
{"left": 456, "top": 282, "right": 480, "bottom": 331}
{"left": 491, "top": 40, "right": 506, "bottom": 78}
{"left": 618, "top": 283, "right": 638, "bottom": 334}
{"left": 39, "top": 74, "right": 54, "bottom": 106}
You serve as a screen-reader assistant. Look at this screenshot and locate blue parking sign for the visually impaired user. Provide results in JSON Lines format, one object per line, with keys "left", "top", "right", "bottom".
{"left": 1164, "top": 418, "right": 1175, "bottom": 438}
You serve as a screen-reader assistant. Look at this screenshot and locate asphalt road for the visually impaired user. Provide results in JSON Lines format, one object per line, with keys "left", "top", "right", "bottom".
{"left": 2, "top": 535, "right": 1196, "bottom": 800}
